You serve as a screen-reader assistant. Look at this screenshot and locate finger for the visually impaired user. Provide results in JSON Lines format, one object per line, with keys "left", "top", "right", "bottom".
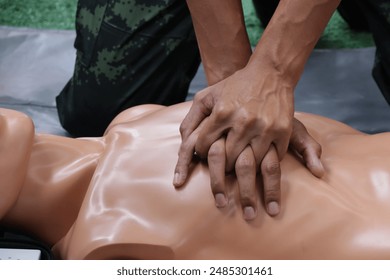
{"left": 260, "top": 145, "right": 281, "bottom": 217}
{"left": 249, "top": 135, "right": 273, "bottom": 170}
{"left": 193, "top": 104, "right": 232, "bottom": 159}
{"left": 272, "top": 116, "right": 293, "bottom": 161}
{"left": 224, "top": 127, "right": 253, "bottom": 172}
{"left": 208, "top": 138, "right": 228, "bottom": 208}
{"left": 235, "top": 146, "right": 258, "bottom": 220}
{"left": 290, "top": 119, "right": 324, "bottom": 178}
{"left": 179, "top": 91, "right": 213, "bottom": 140}
{"left": 194, "top": 120, "right": 227, "bottom": 159}
{"left": 174, "top": 118, "right": 209, "bottom": 187}
{"left": 173, "top": 134, "right": 197, "bottom": 187}
{"left": 273, "top": 129, "right": 291, "bottom": 161}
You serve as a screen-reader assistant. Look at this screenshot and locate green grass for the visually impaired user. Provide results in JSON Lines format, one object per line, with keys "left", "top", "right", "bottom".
{"left": 242, "top": 0, "right": 374, "bottom": 48}
{"left": 0, "top": 0, "right": 76, "bottom": 30}
{"left": 0, "top": 0, "right": 374, "bottom": 48}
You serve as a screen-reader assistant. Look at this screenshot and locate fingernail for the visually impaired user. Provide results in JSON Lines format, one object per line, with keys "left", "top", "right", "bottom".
{"left": 173, "top": 172, "right": 181, "bottom": 186}
{"left": 243, "top": 206, "right": 256, "bottom": 220}
{"left": 267, "top": 201, "right": 280, "bottom": 216}
{"left": 311, "top": 160, "right": 325, "bottom": 178}
{"left": 215, "top": 193, "right": 227, "bottom": 208}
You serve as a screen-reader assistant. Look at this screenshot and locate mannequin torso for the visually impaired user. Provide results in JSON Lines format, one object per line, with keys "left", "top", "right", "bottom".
{"left": 1, "top": 103, "right": 390, "bottom": 259}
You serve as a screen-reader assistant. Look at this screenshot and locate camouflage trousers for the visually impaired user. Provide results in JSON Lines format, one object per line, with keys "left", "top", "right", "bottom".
{"left": 56, "top": 0, "right": 200, "bottom": 136}
{"left": 57, "top": 0, "right": 390, "bottom": 137}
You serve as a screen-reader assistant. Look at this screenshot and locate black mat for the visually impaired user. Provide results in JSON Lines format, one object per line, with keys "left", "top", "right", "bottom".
{"left": 1, "top": 26, "right": 389, "bottom": 135}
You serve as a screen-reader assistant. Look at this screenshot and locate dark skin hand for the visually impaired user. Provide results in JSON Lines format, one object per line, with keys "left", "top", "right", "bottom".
{"left": 174, "top": 117, "right": 324, "bottom": 220}
{"left": 179, "top": 65, "right": 294, "bottom": 173}
{"left": 173, "top": 0, "right": 338, "bottom": 219}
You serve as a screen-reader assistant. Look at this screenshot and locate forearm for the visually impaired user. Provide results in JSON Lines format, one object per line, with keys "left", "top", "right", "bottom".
{"left": 186, "top": 0, "right": 252, "bottom": 85}
{"left": 249, "top": 0, "right": 340, "bottom": 87}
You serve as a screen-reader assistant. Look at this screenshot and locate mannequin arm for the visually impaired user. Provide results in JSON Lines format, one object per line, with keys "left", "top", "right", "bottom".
{"left": 0, "top": 109, "right": 34, "bottom": 219}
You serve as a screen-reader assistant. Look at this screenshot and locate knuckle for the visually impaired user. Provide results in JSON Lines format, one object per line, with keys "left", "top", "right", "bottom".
{"left": 255, "top": 118, "right": 269, "bottom": 133}
{"left": 273, "top": 120, "right": 292, "bottom": 135}
{"left": 314, "top": 141, "right": 322, "bottom": 156}
{"left": 240, "top": 188, "right": 255, "bottom": 205}
{"left": 193, "top": 91, "right": 206, "bottom": 103}
{"left": 198, "top": 92, "right": 214, "bottom": 110}
{"left": 236, "top": 154, "right": 255, "bottom": 171}
{"left": 178, "top": 141, "right": 193, "bottom": 158}
{"left": 179, "top": 122, "right": 188, "bottom": 137}
{"left": 262, "top": 161, "right": 281, "bottom": 177}
{"left": 279, "top": 121, "right": 292, "bottom": 134}
{"left": 208, "top": 143, "right": 225, "bottom": 159}
{"left": 237, "top": 110, "right": 257, "bottom": 128}
{"left": 213, "top": 105, "right": 231, "bottom": 122}
{"left": 180, "top": 139, "right": 191, "bottom": 152}
{"left": 264, "top": 188, "right": 280, "bottom": 202}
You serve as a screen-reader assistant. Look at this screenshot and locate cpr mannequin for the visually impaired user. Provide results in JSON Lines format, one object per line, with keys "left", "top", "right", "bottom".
{"left": 1, "top": 102, "right": 390, "bottom": 259}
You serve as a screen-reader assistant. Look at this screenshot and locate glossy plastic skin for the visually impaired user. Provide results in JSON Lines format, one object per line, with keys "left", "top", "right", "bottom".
{"left": 1, "top": 103, "right": 390, "bottom": 259}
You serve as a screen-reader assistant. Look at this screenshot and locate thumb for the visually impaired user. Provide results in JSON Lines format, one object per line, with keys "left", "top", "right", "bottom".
{"left": 290, "top": 118, "right": 325, "bottom": 178}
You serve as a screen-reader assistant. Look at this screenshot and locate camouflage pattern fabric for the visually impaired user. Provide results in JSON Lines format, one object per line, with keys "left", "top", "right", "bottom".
{"left": 56, "top": 0, "right": 200, "bottom": 136}
{"left": 57, "top": 0, "right": 390, "bottom": 137}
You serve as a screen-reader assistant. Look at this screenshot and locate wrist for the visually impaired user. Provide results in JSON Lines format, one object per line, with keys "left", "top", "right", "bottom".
{"left": 246, "top": 0, "right": 340, "bottom": 87}
{"left": 244, "top": 51, "right": 297, "bottom": 91}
